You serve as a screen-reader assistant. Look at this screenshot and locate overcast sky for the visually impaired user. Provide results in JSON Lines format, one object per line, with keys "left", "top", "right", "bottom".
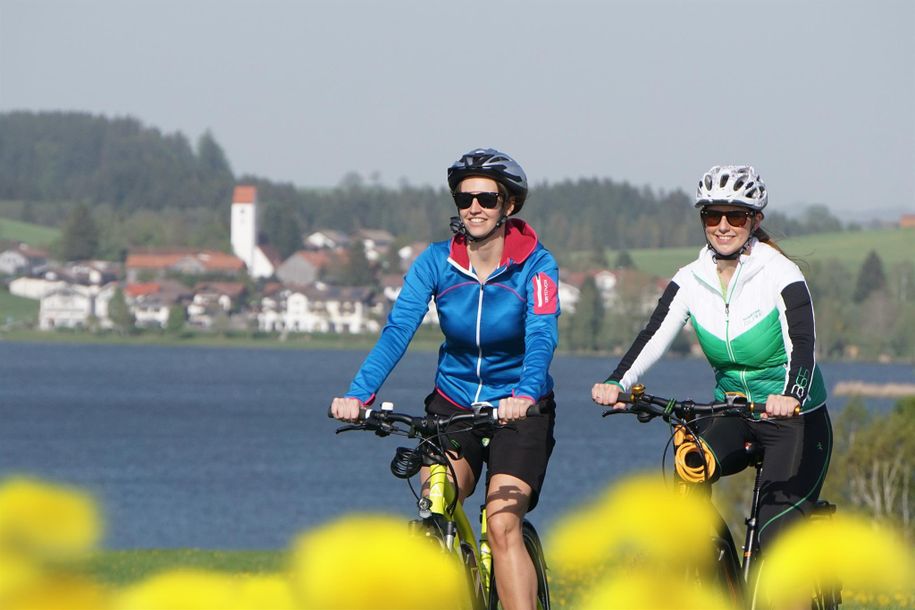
{"left": 1, "top": 0, "right": 913, "bottom": 219}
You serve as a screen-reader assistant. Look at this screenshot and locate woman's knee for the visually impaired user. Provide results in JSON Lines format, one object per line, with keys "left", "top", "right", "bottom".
{"left": 487, "top": 511, "right": 523, "bottom": 549}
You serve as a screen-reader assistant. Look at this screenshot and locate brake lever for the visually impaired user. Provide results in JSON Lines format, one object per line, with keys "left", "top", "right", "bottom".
{"left": 335, "top": 424, "right": 365, "bottom": 434}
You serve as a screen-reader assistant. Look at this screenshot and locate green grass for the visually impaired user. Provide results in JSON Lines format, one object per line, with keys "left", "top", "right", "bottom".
{"left": 0, "top": 216, "right": 60, "bottom": 247}
{"left": 82, "top": 549, "right": 287, "bottom": 585}
{"left": 598, "top": 227, "right": 913, "bottom": 278}
{"left": 0, "top": 289, "right": 39, "bottom": 323}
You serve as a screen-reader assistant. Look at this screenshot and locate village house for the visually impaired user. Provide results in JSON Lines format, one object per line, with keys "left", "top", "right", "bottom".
{"left": 125, "top": 280, "right": 193, "bottom": 328}
{"left": 125, "top": 249, "right": 245, "bottom": 283}
{"left": 304, "top": 229, "right": 349, "bottom": 250}
{"left": 258, "top": 282, "right": 380, "bottom": 334}
{"left": 187, "top": 282, "right": 247, "bottom": 329}
{"left": 38, "top": 282, "right": 118, "bottom": 330}
{"left": 0, "top": 242, "right": 48, "bottom": 276}
{"left": 275, "top": 250, "right": 335, "bottom": 286}
{"left": 354, "top": 228, "right": 395, "bottom": 263}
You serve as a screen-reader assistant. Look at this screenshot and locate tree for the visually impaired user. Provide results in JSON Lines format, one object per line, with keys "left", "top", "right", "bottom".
{"left": 58, "top": 203, "right": 99, "bottom": 261}
{"left": 107, "top": 288, "right": 135, "bottom": 334}
{"left": 566, "top": 277, "right": 603, "bottom": 351}
{"left": 337, "top": 240, "right": 375, "bottom": 286}
{"left": 853, "top": 250, "right": 887, "bottom": 303}
{"left": 165, "top": 305, "right": 185, "bottom": 335}
{"left": 259, "top": 202, "right": 302, "bottom": 259}
{"left": 615, "top": 250, "right": 636, "bottom": 270}
{"left": 842, "top": 398, "right": 915, "bottom": 539}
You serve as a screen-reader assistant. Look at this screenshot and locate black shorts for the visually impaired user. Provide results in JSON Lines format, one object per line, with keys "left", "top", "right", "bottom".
{"left": 424, "top": 391, "right": 556, "bottom": 512}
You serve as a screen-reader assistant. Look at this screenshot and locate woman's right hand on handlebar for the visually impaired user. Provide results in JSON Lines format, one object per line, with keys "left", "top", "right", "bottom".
{"left": 591, "top": 382, "right": 627, "bottom": 409}
{"left": 330, "top": 397, "right": 363, "bottom": 422}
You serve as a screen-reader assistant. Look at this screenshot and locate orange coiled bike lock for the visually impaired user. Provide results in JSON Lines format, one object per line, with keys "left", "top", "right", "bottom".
{"left": 673, "top": 425, "right": 716, "bottom": 483}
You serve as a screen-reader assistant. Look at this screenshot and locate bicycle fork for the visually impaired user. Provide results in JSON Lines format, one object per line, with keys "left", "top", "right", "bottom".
{"left": 741, "top": 447, "right": 765, "bottom": 583}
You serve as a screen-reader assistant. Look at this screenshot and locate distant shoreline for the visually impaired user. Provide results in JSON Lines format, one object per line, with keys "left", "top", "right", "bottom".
{"left": 1, "top": 329, "right": 912, "bottom": 366}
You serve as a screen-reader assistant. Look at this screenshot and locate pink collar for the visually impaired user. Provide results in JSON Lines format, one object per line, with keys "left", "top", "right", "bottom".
{"left": 449, "top": 218, "right": 539, "bottom": 270}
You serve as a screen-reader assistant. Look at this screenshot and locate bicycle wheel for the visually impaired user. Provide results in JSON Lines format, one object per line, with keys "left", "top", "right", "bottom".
{"left": 487, "top": 520, "right": 550, "bottom": 610}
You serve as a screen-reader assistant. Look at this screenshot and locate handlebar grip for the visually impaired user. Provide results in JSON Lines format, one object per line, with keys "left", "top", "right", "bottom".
{"left": 489, "top": 403, "right": 544, "bottom": 420}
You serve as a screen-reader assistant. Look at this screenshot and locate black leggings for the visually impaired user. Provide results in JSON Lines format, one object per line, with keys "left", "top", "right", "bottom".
{"left": 695, "top": 406, "right": 833, "bottom": 551}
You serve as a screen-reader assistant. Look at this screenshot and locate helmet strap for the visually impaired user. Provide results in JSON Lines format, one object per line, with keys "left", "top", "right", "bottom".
{"left": 449, "top": 214, "right": 508, "bottom": 243}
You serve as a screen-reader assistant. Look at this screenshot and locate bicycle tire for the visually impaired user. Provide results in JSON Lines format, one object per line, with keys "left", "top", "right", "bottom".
{"left": 487, "top": 520, "right": 551, "bottom": 610}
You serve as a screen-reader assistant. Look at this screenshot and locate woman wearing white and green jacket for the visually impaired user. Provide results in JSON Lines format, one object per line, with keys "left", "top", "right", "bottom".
{"left": 592, "top": 165, "right": 831, "bottom": 553}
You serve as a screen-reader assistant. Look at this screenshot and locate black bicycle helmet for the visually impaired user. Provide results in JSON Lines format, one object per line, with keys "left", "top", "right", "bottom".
{"left": 447, "top": 148, "right": 528, "bottom": 215}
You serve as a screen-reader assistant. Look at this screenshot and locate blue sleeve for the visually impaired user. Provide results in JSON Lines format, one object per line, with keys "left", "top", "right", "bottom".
{"left": 513, "top": 249, "right": 560, "bottom": 401}
{"left": 345, "top": 247, "right": 437, "bottom": 404}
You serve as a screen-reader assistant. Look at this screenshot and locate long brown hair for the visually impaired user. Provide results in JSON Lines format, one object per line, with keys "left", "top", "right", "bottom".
{"left": 753, "top": 225, "right": 786, "bottom": 256}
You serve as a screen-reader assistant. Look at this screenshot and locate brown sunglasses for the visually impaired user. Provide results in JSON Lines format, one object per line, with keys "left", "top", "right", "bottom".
{"left": 700, "top": 209, "right": 755, "bottom": 228}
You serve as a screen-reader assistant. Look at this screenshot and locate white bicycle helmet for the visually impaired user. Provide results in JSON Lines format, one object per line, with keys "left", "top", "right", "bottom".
{"left": 695, "top": 165, "right": 767, "bottom": 211}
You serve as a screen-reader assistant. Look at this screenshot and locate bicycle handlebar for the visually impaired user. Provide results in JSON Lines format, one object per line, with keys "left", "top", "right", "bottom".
{"left": 327, "top": 401, "right": 543, "bottom": 437}
{"left": 603, "top": 384, "right": 797, "bottom": 422}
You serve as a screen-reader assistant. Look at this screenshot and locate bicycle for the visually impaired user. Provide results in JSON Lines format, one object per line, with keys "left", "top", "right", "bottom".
{"left": 331, "top": 402, "right": 551, "bottom": 610}
{"left": 602, "top": 384, "right": 840, "bottom": 610}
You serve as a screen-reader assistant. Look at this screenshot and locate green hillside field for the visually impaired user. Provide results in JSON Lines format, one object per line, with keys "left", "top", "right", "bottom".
{"left": 0, "top": 289, "right": 39, "bottom": 324}
{"left": 601, "top": 227, "right": 913, "bottom": 279}
{"left": 0, "top": 216, "right": 60, "bottom": 247}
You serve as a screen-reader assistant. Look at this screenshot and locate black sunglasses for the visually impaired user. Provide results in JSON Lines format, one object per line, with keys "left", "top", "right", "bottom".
{"left": 453, "top": 191, "right": 502, "bottom": 210}
{"left": 700, "top": 209, "right": 755, "bottom": 228}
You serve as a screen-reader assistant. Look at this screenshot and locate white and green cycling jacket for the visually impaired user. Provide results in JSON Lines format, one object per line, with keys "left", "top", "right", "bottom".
{"left": 607, "top": 239, "right": 827, "bottom": 414}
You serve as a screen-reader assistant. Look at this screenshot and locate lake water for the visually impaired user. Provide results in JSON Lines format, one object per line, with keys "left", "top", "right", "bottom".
{"left": 0, "top": 341, "right": 911, "bottom": 549}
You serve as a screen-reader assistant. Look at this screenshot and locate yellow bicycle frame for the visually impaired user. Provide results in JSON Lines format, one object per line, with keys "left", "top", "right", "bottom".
{"left": 426, "top": 461, "right": 493, "bottom": 603}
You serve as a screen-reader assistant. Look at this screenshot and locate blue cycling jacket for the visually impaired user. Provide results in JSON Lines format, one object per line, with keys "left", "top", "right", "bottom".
{"left": 346, "top": 219, "right": 560, "bottom": 408}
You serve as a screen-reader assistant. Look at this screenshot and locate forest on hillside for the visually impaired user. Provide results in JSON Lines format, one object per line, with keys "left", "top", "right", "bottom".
{"left": 0, "top": 111, "right": 846, "bottom": 259}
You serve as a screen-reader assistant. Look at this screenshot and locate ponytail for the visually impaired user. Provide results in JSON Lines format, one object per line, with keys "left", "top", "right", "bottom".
{"left": 754, "top": 226, "right": 787, "bottom": 256}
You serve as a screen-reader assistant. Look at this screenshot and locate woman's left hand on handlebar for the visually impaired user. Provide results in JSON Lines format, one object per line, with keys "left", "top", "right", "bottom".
{"left": 498, "top": 396, "right": 533, "bottom": 423}
{"left": 763, "top": 394, "right": 800, "bottom": 418}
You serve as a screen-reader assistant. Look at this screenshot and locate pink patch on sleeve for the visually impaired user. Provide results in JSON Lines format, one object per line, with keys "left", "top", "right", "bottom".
{"left": 532, "top": 273, "right": 558, "bottom": 314}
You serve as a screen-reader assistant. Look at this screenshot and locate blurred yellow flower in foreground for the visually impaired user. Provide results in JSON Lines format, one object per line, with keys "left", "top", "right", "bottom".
{"left": 547, "top": 473, "right": 719, "bottom": 572}
{"left": 2, "top": 576, "right": 109, "bottom": 610}
{"left": 0, "top": 477, "right": 101, "bottom": 558}
{"left": 115, "top": 569, "right": 295, "bottom": 610}
{"left": 291, "top": 513, "right": 468, "bottom": 610}
{"left": 0, "top": 549, "right": 43, "bottom": 600}
{"left": 756, "top": 513, "right": 915, "bottom": 608}
{"left": 578, "top": 572, "right": 736, "bottom": 610}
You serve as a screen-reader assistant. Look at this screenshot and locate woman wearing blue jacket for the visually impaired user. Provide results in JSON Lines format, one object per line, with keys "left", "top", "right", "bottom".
{"left": 331, "top": 148, "right": 560, "bottom": 610}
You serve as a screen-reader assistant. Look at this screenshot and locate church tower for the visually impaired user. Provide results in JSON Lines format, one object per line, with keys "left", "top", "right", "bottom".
{"left": 231, "top": 185, "right": 257, "bottom": 272}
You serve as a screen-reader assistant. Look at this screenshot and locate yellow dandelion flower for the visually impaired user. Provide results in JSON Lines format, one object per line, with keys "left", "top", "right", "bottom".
{"left": 290, "top": 513, "right": 468, "bottom": 610}
{"left": 0, "top": 549, "right": 43, "bottom": 601}
{"left": 756, "top": 513, "right": 915, "bottom": 608}
{"left": 577, "top": 573, "right": 737, "bottom": 610}
{"left": 0, "top": 477, "right": 101, "bottom": 558}
{"left": 547, "top": 473, "right": 719, "bottom": 572}
{"left": 2, "top": 576, "right": 109, "bottom": 610}
{"left": 236, "top": 574, "right": 295, "bottom": 610}
{"left": 114, "top": 570, "right": 241, "bottom": 610}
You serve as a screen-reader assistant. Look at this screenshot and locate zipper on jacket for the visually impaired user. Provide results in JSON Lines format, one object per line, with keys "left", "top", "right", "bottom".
{"left": 721, "top": 263, "right": 752, "bottom": 399}
{"left": 471, "top": 264, "right": 510, "bottom": 404}
{"left": 473, "top": 284, "right": 484, "bottom": 404}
